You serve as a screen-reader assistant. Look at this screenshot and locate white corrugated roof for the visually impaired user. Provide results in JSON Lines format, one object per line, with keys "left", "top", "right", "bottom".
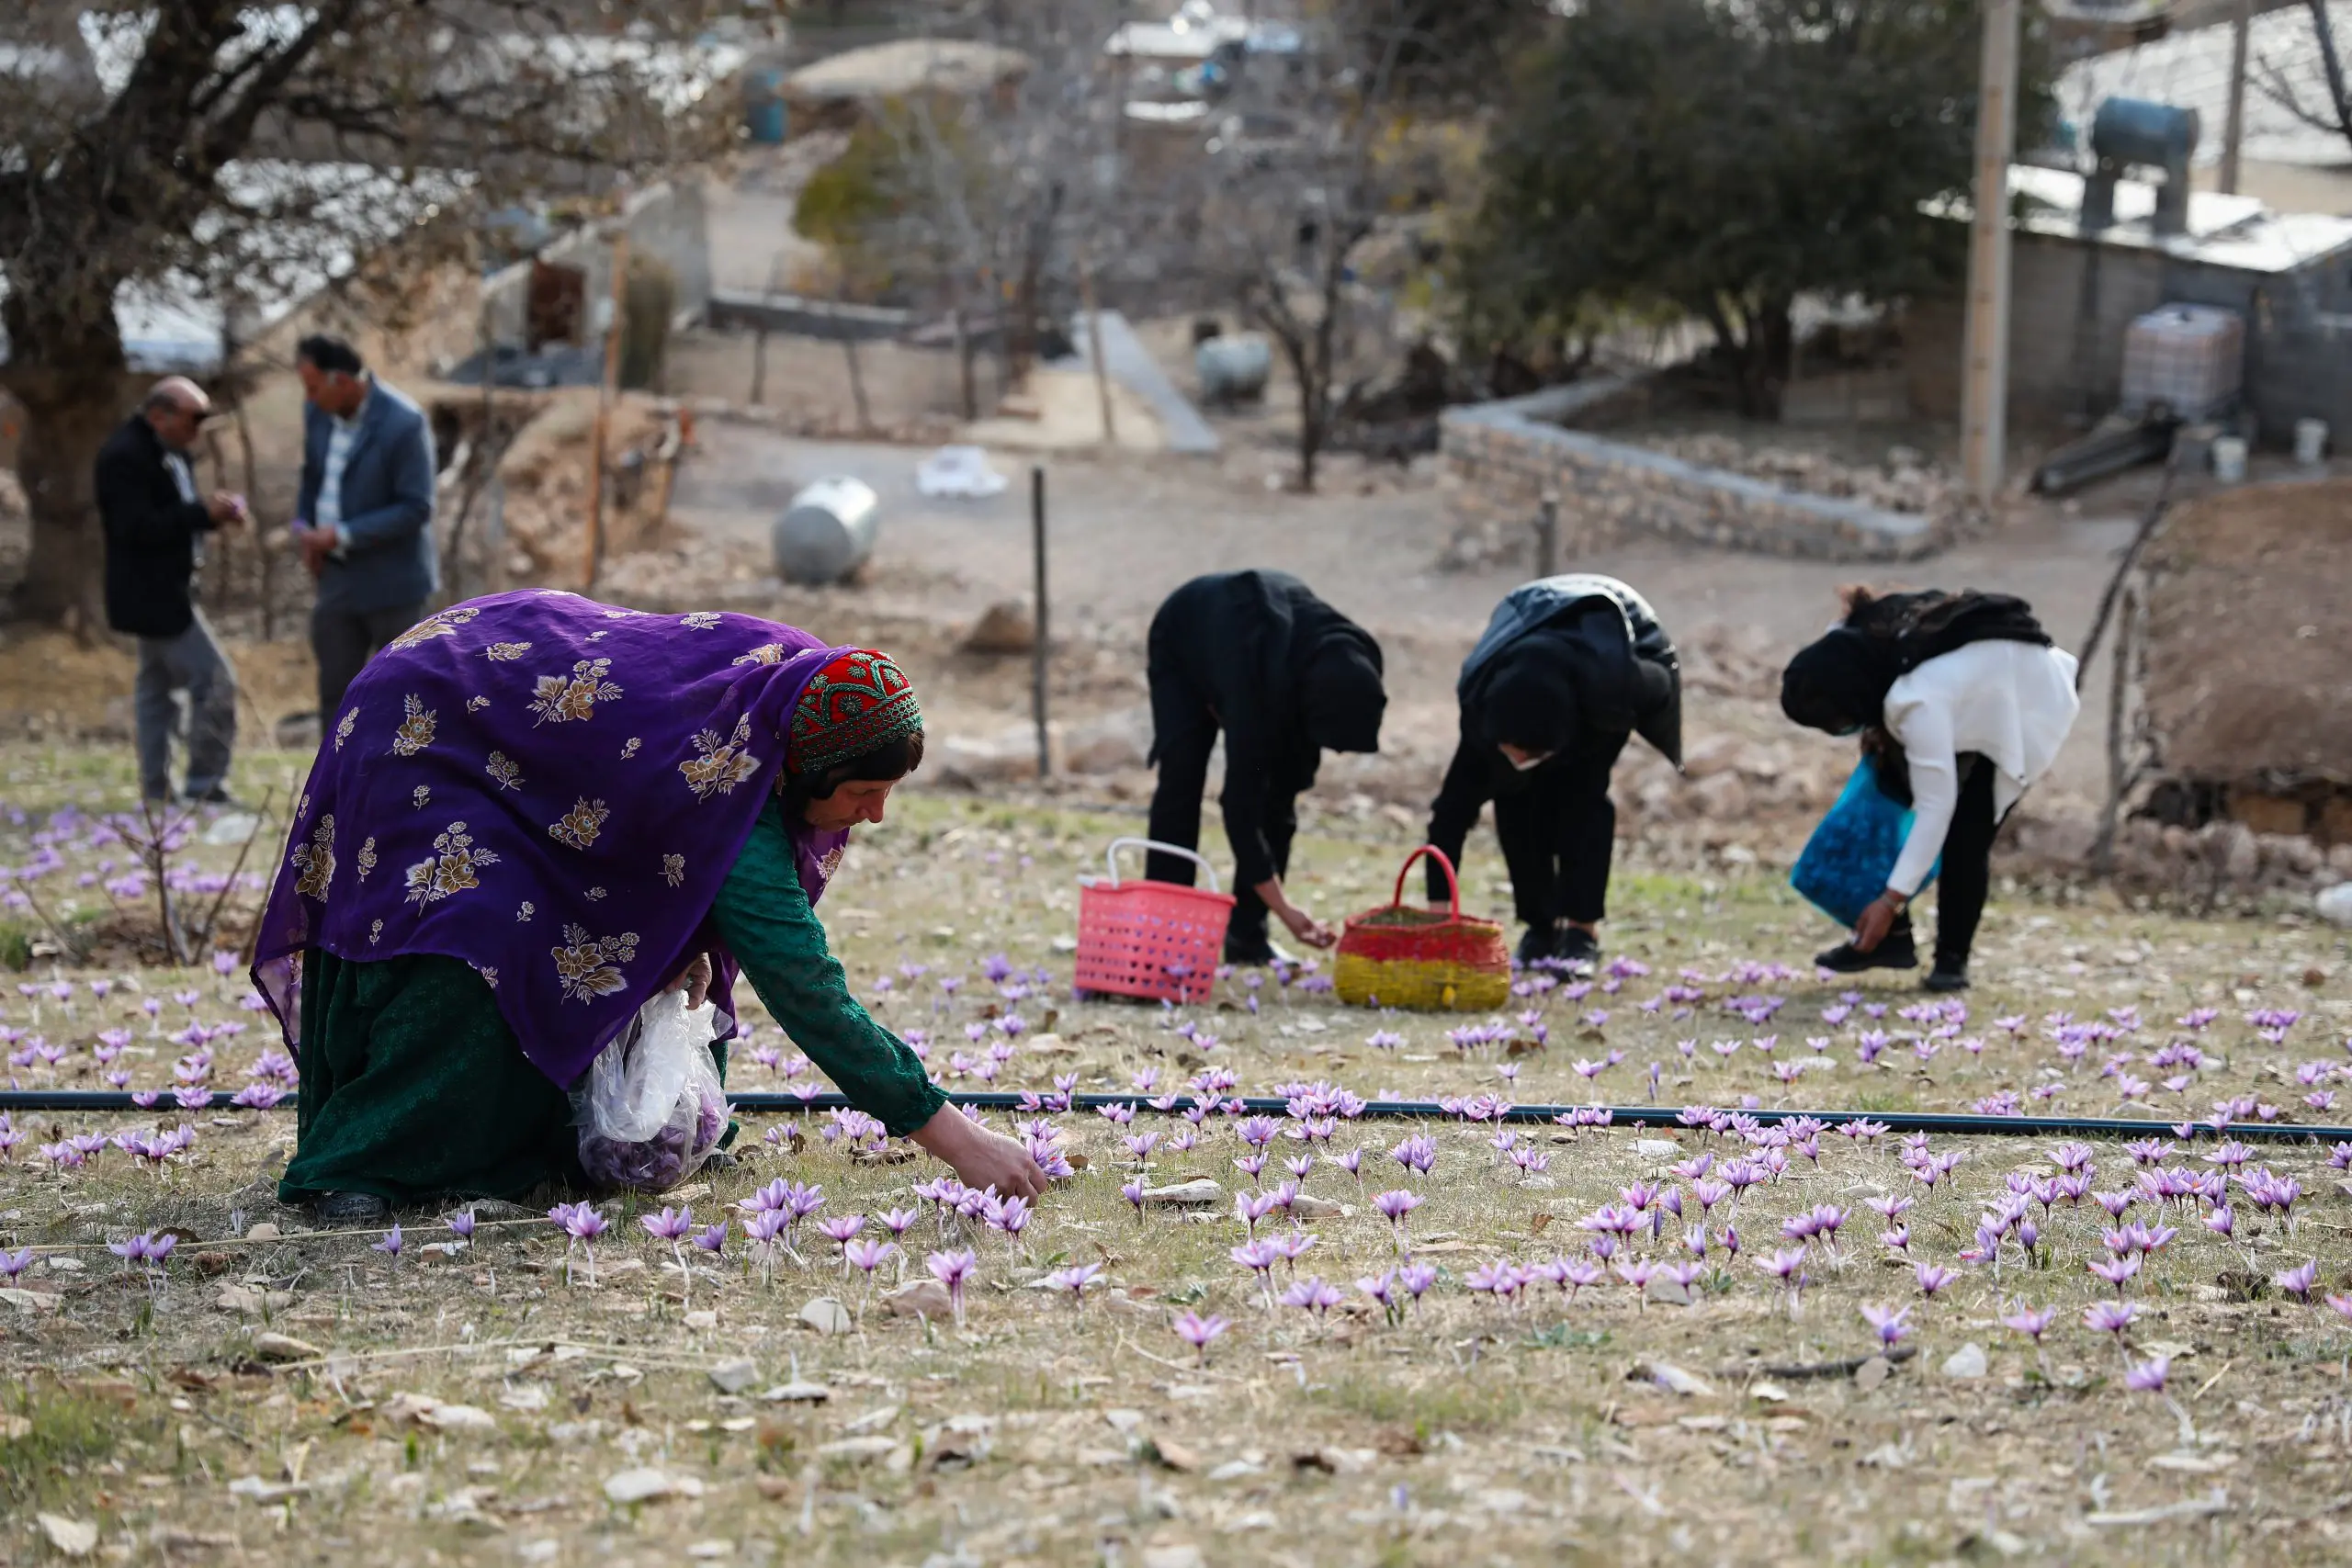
{"left": 1925, "top": 162, "right": 2352, "bottom": 273}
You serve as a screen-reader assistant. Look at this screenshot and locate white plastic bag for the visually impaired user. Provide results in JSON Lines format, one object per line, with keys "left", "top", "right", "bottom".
{"left": 914, "top": 444, "right": 1008, "bottom": 498}
{"left": 574, "top": 990, "right": 728, "bottom": 1191}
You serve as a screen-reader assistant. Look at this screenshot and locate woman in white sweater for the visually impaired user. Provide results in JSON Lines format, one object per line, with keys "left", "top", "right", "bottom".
{"left": 1780, "top": 589, "right": 2080, "bottom": 992}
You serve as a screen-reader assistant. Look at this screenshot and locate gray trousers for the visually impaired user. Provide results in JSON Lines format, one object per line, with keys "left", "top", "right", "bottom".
{"left": 135, "top": 613, "right": 239, "bottom": 802}
{"left": 312, "top": 600, "right": 427, "bottom": 718}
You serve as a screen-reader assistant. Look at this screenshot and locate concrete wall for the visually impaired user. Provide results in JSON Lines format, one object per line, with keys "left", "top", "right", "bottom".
{"left": 1441, "top": 379, "right": 1942, "bottom": 563}
{"left": 1906, "top": 231, "right": 2352, "bottom": 446}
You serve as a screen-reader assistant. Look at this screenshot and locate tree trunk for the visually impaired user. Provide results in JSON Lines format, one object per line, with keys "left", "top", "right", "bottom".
{"left": 1294, "top": 347, "right": 1324, "bottom": 495}
{"left": 14, "top": 377, "right": 128, "bottom": 631}
{"left": 4, "top": 286, "right": 131, "bottom": 629}
{"left": 1750, "top": 295, "right": 1793, "bottom": 421}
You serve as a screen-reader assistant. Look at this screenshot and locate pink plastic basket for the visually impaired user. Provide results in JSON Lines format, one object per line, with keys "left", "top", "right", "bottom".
{"left": 1073, "top": 838, "right": 1234, "bottom": 1004}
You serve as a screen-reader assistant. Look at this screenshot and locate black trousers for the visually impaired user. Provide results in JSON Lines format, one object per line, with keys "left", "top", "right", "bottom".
{"left": 1489, "top": 733, "right": 1626, "bottom": 929}
{"left": 312, "top": 599, "right": 426, "bottom": 718}
{"left": 1143, "top": 679, "right": 1300, "bottom": 949}
{"left": 1895, "top": 753, "right": 2000, "bottom": 966}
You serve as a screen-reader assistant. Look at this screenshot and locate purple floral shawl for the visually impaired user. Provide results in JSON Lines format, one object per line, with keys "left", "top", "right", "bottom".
{"left": 252, "top": 590, "right": 859, "bottom": 1088}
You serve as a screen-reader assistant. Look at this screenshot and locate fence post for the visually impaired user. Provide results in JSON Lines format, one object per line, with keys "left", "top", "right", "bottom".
{"left": 1032, "top": 465, "right": 1051, "bottom": 779}
{"left": 1533, "top": 491, "right": 1560, "bottom": 578}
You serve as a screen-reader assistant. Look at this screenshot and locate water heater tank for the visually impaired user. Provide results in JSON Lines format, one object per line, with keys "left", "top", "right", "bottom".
{"left": 772, "top": 477, "right": 879, "bottom": 586}
{"left": 2084, "top": 97, "right": 2199, "bottom": 236}
{"left": 2090, "top": 96, "right": 2199, "bottom": 169}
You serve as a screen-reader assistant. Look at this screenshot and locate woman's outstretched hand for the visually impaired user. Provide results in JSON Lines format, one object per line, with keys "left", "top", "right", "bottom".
{"left": 910, "top": 1104, "right": 1049, "bottom": 1201}
{"left": 1852, "top": 892, "right": 1906, "bottom": 954}
{"left": 663, "top": 952, "right": 714, "bottom": 1010}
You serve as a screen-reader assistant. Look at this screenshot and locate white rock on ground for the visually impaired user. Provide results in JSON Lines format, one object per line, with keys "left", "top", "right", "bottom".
{"left": 604, "top": 1468, "right": 703, "bottom": 1504}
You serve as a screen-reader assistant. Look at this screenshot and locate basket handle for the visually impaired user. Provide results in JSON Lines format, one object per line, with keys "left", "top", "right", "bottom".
{"left": 1105, "top": 837, "right": 1221, "bottom": 895}
{"left": 1389, "top": 844, "right": 1462, "bottom": 919}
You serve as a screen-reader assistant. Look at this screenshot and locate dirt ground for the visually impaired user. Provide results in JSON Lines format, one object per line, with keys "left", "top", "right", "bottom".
{"left": 1, "top": 761, "right": 2349, "bottom": 1566}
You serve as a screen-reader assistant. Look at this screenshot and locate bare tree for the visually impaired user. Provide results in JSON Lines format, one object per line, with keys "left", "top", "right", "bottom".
{"left": 2256, "top": 2, "right": 2352, "bottom": 157}
{"left": 1189, "top": 1, "right": 1448, "bottom": 492}
{"left": 795, "top": 3, "right": 1136, "bottom": 398}
{"left": 0, "top": 1, "right": 740, "bottom": 627}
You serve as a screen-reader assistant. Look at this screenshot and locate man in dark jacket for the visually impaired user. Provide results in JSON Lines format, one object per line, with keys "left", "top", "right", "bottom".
{"left": 1144, "top": 570, "right": 1386, "bottom": 964}
{"left": 293, "top": 334, "right": 438, "bottom": 718}
{"left": 96, "top": 378, "right": 247, "bottom": 803}
{"left": 1427, "top": 574, "right": 1682, "bottom": 969}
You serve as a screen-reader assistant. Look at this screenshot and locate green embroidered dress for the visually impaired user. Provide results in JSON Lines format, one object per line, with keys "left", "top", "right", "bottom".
{"left": 280, "top": 801, "right": 944, "bottom": 1206}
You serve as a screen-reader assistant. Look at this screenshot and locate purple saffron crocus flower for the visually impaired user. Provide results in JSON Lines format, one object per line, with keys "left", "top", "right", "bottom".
{"left": 1279, "top": 1275, "right": 1344, "bottom": 1320}
{"left": 550, "top": 1201, "right": 607, "bottom": 1286}
{"left": 2123, "top": 1355, "right": 2169, "bottom": 1393}
{"left": 2086, "top": 1254, "right": 2141, "bottom": 1294}
{"left": 1045, "top": 1261, "right": 1102, "bottom": 1306}
{"left": 2276, "top": 1259, "right": 2320, "bottom": 1302}
{"left": 2000, "top": 1302, "right": 2056, "bottom": 1342}
{"left": 371, "top": 1224, "right": 403, "bottom": 1260}
{"left": 1860, "top": 1303, "right": 1911, "bottom": 1348}
{"left": 692, "top": 1221, "right": 729, "bottom": 1256}
{"left": 2084, "top": 1300, "right": 2139, "bottom": 1337}
{"left": 1172, "top": 1309, "right": 1228, "bottom": 1364}
{"left": 0, "top": 1247, "right": 32, "bottom": 1280}
{"left": 927, "top": 1248, "right": 977, "bottom": 1327}
{"left": 1373, "top": 1189, "right": 1423, "bottom": 1251}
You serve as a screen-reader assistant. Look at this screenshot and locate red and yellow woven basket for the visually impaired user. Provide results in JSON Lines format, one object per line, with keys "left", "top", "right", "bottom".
{"left": 1332, "top": 846, "right": 1512, "bottom": 1012}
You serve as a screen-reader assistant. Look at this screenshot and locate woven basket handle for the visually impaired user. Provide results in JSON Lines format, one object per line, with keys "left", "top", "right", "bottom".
{"left": 1105, "top": 837, "right": 1221, "bottom": 895}
{"left": 1389, "top": 844, "right": 1462, "bottom": 919}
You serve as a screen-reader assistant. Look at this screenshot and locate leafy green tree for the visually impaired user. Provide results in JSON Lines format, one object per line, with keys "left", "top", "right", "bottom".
{"left": 1456, "top": 0, "right": 2040, "bottom": 415}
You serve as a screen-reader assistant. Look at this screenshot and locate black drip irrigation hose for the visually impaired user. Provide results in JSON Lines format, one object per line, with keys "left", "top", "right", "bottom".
{"left": 4, "top": 1089, "right": 2348, "bottom": 1147}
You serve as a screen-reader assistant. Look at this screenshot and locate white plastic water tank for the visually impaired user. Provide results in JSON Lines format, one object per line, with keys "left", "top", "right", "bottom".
{"left": 2120, "top": 304, "right": 2243, "bottom": 420}
{"left": 1196, "top": 334, "right": 1272, "bottom": 402}
{"left": 772, "top": 477, "right": 879, "bottom": 585}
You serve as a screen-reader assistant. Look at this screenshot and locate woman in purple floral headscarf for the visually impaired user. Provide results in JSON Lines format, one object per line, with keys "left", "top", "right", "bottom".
{"left": 253, "top": 590, "right": 1046, "bottom": 1223}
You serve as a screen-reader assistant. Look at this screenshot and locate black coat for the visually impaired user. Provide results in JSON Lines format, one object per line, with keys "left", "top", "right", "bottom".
{"left": 1146, "top": 570, "right": 1382, "bottom": 890}
{"left": 96, "top": 415, "right": 216, "bottom": 638}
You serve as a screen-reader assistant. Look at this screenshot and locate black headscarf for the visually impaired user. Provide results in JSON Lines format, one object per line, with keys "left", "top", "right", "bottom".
{"left": 1781, "top": 590, "right": 2052, "bottom": 737}
{"left": 1300, "top": 629, "right": 1385, "bottom": 754}
{"left": 1476, "top": 639, "right": 1580, "bottom": 755}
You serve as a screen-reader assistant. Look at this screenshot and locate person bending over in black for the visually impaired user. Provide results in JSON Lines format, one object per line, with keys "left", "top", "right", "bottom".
{"left": 1427, "top": 575, "right": 1681, "bottom": 969}
{"left": 1144, "top": 570, "right": 1386, "bottom": 965}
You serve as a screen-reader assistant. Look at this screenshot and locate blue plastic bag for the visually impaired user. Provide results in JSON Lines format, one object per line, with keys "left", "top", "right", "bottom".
{"left": 1790, "top": 757, "right": 1940, "bottom": 929}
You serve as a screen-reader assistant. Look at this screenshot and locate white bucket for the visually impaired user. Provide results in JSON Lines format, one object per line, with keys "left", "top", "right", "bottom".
{"left": 2211, "top": 435, "right": 2248, "bottom": 483}
{"left": 2294, "top": 418, "right": 2329, "bottom": 466}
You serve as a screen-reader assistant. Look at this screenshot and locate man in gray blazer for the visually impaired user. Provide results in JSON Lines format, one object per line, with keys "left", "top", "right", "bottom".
{"left": 293, "top": 334, "right": 438, "bottom": 718}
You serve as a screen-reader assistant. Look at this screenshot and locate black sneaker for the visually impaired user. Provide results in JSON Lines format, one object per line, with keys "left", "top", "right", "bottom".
{"left": 185, "top": 785, "right": 247, "bottom": 808}
{"left": 1514, "top": 925, "right": 1555, "bottom": 968}
{"left": 1552, "top": 925, "right": 1600, "bottom": 970}
{"left": 1814, "top": 932, "right": 1919, "bottom": 974}
{"left": 1924, "top": 963, "right": 1971, "bottom": 993}
{"left": 312, "top": 1190, "right": 391, "bottom": 1226}
{"left": 1222, "top": 933, "right": 1295, "bottom": 968}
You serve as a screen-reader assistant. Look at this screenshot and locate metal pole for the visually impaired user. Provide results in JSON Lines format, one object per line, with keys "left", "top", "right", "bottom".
{"left": 1031, "top": 465, "right": 1050, "bottom": 778}
{"left": 2221, "top": 0, "right": 2253, "bottom": 195}
{"left": 585, "top": 231, "right": 628, "bottom": 592}
{"left": 1960, "top": 0, "right": 2019, "bottom": 505}
{"left": 2092, "top": 587, "right": 2136, "bottom": 874}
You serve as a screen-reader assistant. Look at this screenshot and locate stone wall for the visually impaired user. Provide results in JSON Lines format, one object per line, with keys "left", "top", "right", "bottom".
{"left": 1440, "top": 379, "right": 1946, "bottom": 566}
